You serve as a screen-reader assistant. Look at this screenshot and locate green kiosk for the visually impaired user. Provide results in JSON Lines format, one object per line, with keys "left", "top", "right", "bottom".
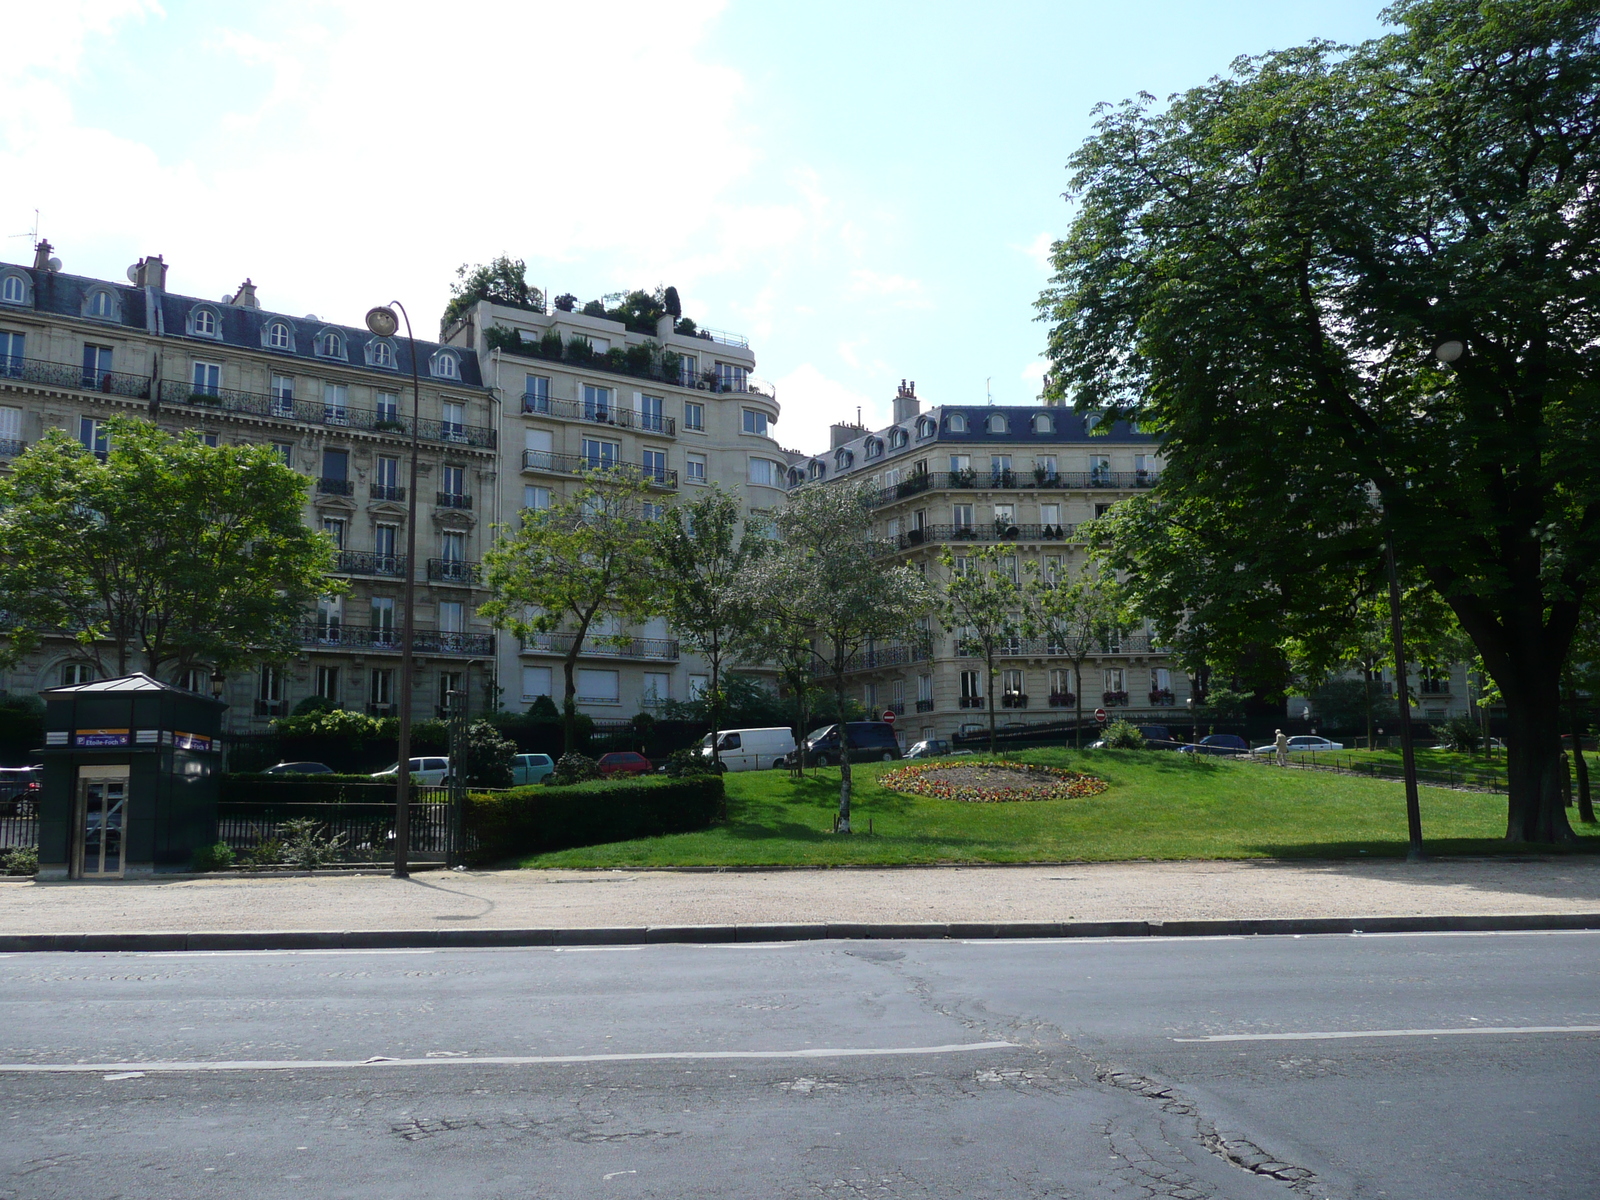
{"left": 35, "top": 674, "right": 227, "bottom": 880}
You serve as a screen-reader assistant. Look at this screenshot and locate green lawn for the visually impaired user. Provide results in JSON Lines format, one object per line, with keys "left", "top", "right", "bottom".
{"left": 517, "top": 748, "right": 1600, "bottom": 869}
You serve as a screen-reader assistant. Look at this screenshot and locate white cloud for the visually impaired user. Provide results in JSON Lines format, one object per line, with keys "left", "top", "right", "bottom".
{"left": 770, "top": 363, "right": 884, "bottom": 456}
{"left": 847, "top": 269, "right": 931, "bottom": 308}
{"left": 1017, "top": 230, "right": 1056, "bottom": 270}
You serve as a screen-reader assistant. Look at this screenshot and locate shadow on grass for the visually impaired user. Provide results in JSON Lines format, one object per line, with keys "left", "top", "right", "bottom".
{"left": 1244, "top": 837, "right": 1600, "bottom": 861}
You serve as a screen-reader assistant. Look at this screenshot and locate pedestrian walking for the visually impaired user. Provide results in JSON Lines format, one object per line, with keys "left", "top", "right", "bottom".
{"left": 1275, "top": 728, "right": 1289, "bottom": 767}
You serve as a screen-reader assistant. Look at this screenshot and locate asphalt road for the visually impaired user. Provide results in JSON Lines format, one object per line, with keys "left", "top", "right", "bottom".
{"left": 0, "top": 931, "right": 1596, "bottom": 1199}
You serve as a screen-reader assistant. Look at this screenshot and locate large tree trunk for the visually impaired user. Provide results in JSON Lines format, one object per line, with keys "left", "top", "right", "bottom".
{"left": 835, "top": 672, "right": 852, "bottom": 832}
{"left": 708, "top": 655, "right": 723, "bottom": 772}
{"left": 1501, "top": 678, "right": 1576, "bottom": 843}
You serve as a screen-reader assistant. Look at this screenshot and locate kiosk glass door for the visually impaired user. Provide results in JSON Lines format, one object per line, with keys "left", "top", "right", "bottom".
{"left": 74, "top": 773, "right": 128, "bottom": 878}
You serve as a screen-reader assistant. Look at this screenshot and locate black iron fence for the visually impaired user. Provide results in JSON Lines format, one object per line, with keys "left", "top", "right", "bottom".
{"left": 0, "top": 813, "right": 36, "bottom": 851}
{"left": 216, "top": 790, "right": 456, "bottom": 863}
{"left": 2, "top": 356, "right": 153, "bottom": 400}
{"left": 157, "top": 380, "right": 497, "bottom": 449}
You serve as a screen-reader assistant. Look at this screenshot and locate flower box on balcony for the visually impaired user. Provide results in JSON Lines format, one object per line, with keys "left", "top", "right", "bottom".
{"left": 1103, "top": 690, "right": 1129, "bottom": 707}
{"left": 1149, "top": 689, "right": 1175, "bottom": 706}
{"left": 1001, "top": 693, "right": 1029, "bottom": 709}
{"left": 1047, "top": 692, "right": 1076, "bottom": 708}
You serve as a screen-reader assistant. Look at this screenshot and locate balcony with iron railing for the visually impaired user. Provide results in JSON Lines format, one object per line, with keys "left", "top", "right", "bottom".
{"left": 155, "top": 379, "right": 497, "bottom": 449}
{"left": 521, "top": 449, "right": 678, "bottom": 489}
{"left": 332, "top": 551, "right": 407, "bottom": 578}
{"left": 297, "top": 623, "right": 493, "bottom": 656}
{"left": 370, "top": 483, "right": 405, "bottom": 502}
{"left": 889, "top": 523, "right": 1082, "bottom": 552}
{"left": 522, "top": 393, "right": 676, "bottom": 436}
{"left": 858, "top": 469, "right": 1160, "bottom": 505}
{"left": 435, "top": 491, "right": 472, "bottom": 510}
{"left": 520, "top": 631, "right": 680, "bottom": 662}
{"left": 498, "top": 336, "right": 770, "bottom": 399}
{"left": 838, "top": 644, "right": 932, "bottom": 673}
{"left": 0, "top": 438, "right": 24, "bottom": 458}
{"left": 915, "top": 698, "right": 935, "bottom": 713}
{"left": 2, "top": 356, "right": 152, "bottom": 400}
{"left": 428, "top": 558, "right": 479, "bottom": 584}
{"left": 318, "top": 477, "right": 354, "bottom": 496}
{"left": 955, "top": 634, "right": 1155, "bottom": 657}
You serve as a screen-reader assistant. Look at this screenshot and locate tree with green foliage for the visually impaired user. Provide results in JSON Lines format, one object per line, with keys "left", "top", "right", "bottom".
{"left": 480, "top": 470, "right": 666, "bottom": 756}
{"left": 0, "top": 418, "right": 335, "bottom": 680}
{"left": 749, "top": 478, "right": 932, "bottom": 830}
{"left": 442, "top": 256, "right": 544, "bottom": 330}
{"left": 460, "top": 720, "right": 516, "bottom": 789}
{"left": 1040, "top": 0, "right": 1600, "bottom": 842}
{"left": 936, "top": 546, "right": 1023, "bottom": 756}
{"left": 1022, "top": 560, "right": 1126, "bottom": 748}
{"left": 652, "top": 486, "right": 767, "bottom": 769}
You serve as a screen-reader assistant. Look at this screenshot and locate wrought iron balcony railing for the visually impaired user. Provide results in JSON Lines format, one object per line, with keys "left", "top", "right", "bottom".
{"left": 318, "top": 477, "right": 353, "bottom": 496}
{"left": 156, "top": 379, "right": 496, "bottom": 448}
{"left": 297, "top": 623, "right": 493, "bottom": 656}
{"left": 520, "top": 449, "right": 678, "bottom": 489}
{"left": 915, "top": 698, "right": 935, "bottom": 713}
{"left": 838, "top": 644, "right": 932, "bottom": 673}
{"left": 370, "top": 483, "right": 405, "bottom": 502}
{"left": 2, "top": 356, "right": 152, "bottom": 400}
{"left": 519, "top": 632, "right": 680, "bottom": 661}
{"left": 522, "top": 393, "right": 676, "bottom": 436}
{"left": 332, "top": 551, "right": 407, "bottom": 578}
{"left": 428, "top": 558, "right": 479, "bottom": 584}
{"left": 858, "top": 469, "right": 1161, "bottom": 505}
{"left": 891, "top": 523, "right": 1082, "bottom": 551}
{"left": 0, "top": 438, "right": 24, "bottom": 458}
{"left": 436, "top": 492, "right": 472, "bottom": 510}
{"left": 955, "top": 634, "right": 1155, "bottom": 657}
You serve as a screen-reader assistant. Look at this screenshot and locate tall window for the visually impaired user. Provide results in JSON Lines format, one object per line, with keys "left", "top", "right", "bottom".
{"left": 949, "top": 454, "right": 970, "bottom": 473}
{"left": 258, "top": 665, "right": 281, "bottom": 702}
{"left": 370, "top": 668, "right": 393, "bottom": 708}
{"left": 441, "top": 401, "right": 465, "bottom": 439}
{"left": 642, "top": 672, "right": 670, "bottom": 707}
{"left": 1035, "top": 454, "right": 1057, "bottom": 479}
{"left": 320, "top": 448, "right": 349, "bottom": 492}
{"left": 642, "top": 448, "right": 667, "bottom": 483}
{"left": 272, "top": 441, "right": 293, "bottom": 468}
{"left": 960, "top": 670, "right": 982, "bottom": 701}
{"left": 952, "top": 503, "right": 974, "bottom": 529}
{"left": 1040, "top": 503, "right": 1060, "bottom": 528}
{"left": 0, "top": 330, "right": 22, "bottom": 374}
{"left": 1104, "top": 667, "right": 1125, "bottom": 695}
{"left": 179, "top": 667, "right": 207, "bottom": 694}
{"left": 270, "top": 374, "right": 294, "bottom": 415}
{"left": 523, "top": 485, "right": 551, "bottom": 511}
{"left": 686, "top": 453, "right": 707, "bottom": 483}
{"left": 441, "top": 530, "right": 466, "bottom": 562}
{"left": 375, "top": 524, "right": 399, "bottom": 571}
{"left": 1003, "top": 669, "right": 1024, "bottom": 698}
{"left": 434, "top": 353, "right": 458, "bottom": 378}
{"left": 319, "top": 331, "right": 343, "bottom": 358}
{"left": 581, "top": 438, "right": 618, "bottom": 469}
{"left": 521, "top": 666, "right": 552, "bottom": 702}
{"left": 678, "top": 354, "right": 698, "bottom": 385}
{"left": 0, "top": 276, "right": 23, "bottom": 304}
{"left": 321, "top": 516, "right": 346, "bottom": 549}
{"left": 582, "top": 384, "right": 613, "bottom": 422}
{"left": 748, "top": 458, "right": 774, "bottom": 486}
{"left": 323, "top": 382, "right": 348, "bottom": 424}
{"left": 438, "top": 601, "right": 464, "bottom": 634}
{"left": 684, "top": 400, "right": 704, "bottom": 430}
{"left": 918, "top": 674, "right": 933, "bottom": 702}
{"left": 78, "top": 417, "right": 109, "bottom": 458}
{"left": 192, "top": 361, "right": 221, "bottom": 396}
{"left": 88, "top": 291, "right": 114, "bottom": 318}
{"left": 372, "top": 341, "right": 394, "bottom": 367}
{"left": 0, "top": 405, "right": 22, "bottom": 448}
{"left": 742, "top": 408, "right": 768, "bottom": 436}
{"left": 439, "top": 671, "right": 464, "bottom": 711}
{"left": 315, "top": 665, "right": 339, "bottom": 701}
{"left": 716, "top": 362, "right": 748, "bottom": 391}
{"left": 375, "top": 391, "right": 399, "bottom": 423}
{"left": 81, "top": 344, "right": 112, "bottom": 389}
{"left": 375, "top": 455, "right": 400, "bottom": 499}
{"left": 440, "top": 464, "right": 466, "bottom": 498}
{"left": 1051, "top": 668, "right": 1074, "bottom": 698}
{"left": 638, "top": 393, "right": 664, "bottom": 431}
{"left": 524, "top": 375, "right": 550, "bottom": 412}
{"left": 371, "top": 597, "right": 396, "bottom": 642}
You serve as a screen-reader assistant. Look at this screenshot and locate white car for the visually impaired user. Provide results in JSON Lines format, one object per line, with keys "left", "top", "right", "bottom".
{"left": 371, "top": 756, "right": 453, "bottom": 785}
{"left": 1253, "top": 736, "right": 1343, "bottom": 755}
{"left": 700, "top": 727, "right": 797, "bottom": 772}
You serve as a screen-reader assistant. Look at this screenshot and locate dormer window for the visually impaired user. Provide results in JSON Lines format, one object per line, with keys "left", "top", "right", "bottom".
{"left": 432, "top": 351, "right": 459, "bottom": 379}
{"left": 193, "top": 308, "right": 216, "bottom": 336}
{"left": 789, "top": 468, "right": 805, "bottom": 487}
{"left": 370, "top": 340, "right": 394, "bottom": 368}
{"left": 317, "top": 330, "right": 345, "bottom": 359}
{"left": 810, "top": 461, "right": 825, "bottom": 479}
{"left": 986, "top": 414, "right": 1008, "bottom": 434}
{"left": 947, "top": 414, "right": 967, "bottom": 433}
{"left": 891, "top": 428, "right": 908, "bottom": 449}
{"left": 916, "top": 417, "right": 935, "bottom": 439}
{"left": 267, "top": 322, "right": 292, "bottom": 349}
{"left": 86, "top": 290, "right": 116, "bottom": 320}
{"left": 864, "top": 438, "right": 883, "bottom": 460}
{"left": 1033, "top": 413, "right": 1053, "bottom": 434}
{"left": 0, "top": 273, "right": 28, "bottom": 305}
{"left": 835, "top": 448, "right": 853, "bottom": 470}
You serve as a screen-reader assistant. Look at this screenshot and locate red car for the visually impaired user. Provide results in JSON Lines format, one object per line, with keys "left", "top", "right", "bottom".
{"left": 597, "top": 751, "right": 652, "bottom": 777}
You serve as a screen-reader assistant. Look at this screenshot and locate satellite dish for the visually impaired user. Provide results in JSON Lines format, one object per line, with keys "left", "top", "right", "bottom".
{"left": 126, "top": 265, "right": 139, "bottom": 283}
{"left": 305, "top": 314, "right": 318, "bottom": 320}
{"left": 47, "top": 257, "right": 61, "bottom": 273}
{"left": 222, "top": 294, "right": 232, "bottom": 302}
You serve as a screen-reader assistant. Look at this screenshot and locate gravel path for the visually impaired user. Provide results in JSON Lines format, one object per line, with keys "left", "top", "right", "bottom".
{"left": 3, "top": 857, "right": 1599, "bottom": 934}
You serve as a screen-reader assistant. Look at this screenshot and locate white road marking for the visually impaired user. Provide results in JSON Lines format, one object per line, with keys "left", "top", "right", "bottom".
{"left": 0, "top": 1041, "right": 1017, "bottom": 1074}
{"left": 603, "top": 1170, "right": 637, "bottom": 1181}
{"left": 1173, "top": 1025, "right": 1600, "bottom": 1043}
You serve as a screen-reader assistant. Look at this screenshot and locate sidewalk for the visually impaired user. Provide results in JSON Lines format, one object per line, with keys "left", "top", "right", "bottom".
{"left": 4, "top": 857, "right": 1600, "bottom": 939}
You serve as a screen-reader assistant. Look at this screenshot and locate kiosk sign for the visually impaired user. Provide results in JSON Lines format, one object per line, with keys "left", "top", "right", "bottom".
{"left": 75, "top": 728, "right": 130, "bottom": 747}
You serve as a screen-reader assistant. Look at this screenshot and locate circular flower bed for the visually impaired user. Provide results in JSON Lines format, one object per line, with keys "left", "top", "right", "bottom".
{"left": 879, "top": 760, "right": 1108, "bottom": 804}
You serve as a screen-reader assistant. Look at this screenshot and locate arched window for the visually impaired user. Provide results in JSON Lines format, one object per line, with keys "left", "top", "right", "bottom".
{"left": 789, "top": 468, "right": 804, "bottom": 487}
{"left": 193, "top": 307, "right": 216, "bottom": 336}
{"left": 835, "top": 448, "right": 852, "bottom": 470}
{"left": 267, "top": 322, "right": 291, "bottom": 349}
{"left": 318, "top": 331, "right": 344, "bottom": 358}
{"left": 433, "top": 352, "right": 459, "bottom": 379}
{"left": 0, "top": 274, "right": 25, "bottom": 304}
{"left": 371, "top": 341, "right": 394, "bottom": 367}
{"left": 891, "top": 428, "right": 908, "bottom": 449}
{"left": 986, "top": 414, "right": 1008, "bottom": 434}
{"left": 810, "top": 461, "right": 825, "bottom": 479}
{"left": 88, "top": 291, "right": 114, "bottom": 318}
{"left": 916, "top": 417, "right": 935, "bottom": 439}
{"left": 864, "top": 438, "right": 883, "bottom": 460}
{"left": 1033, "top": 413, "right": 1053, "bottom": 434}
{"left": 947, "top": 413, "right": 967, "bottom": 433}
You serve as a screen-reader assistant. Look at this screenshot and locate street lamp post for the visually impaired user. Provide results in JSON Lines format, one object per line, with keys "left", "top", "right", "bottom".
{"left": 365, "top": 302, "right": 421, "bottom": 879}
{"left": 1187, "top": 695, "right": 1195, "bottom": 745}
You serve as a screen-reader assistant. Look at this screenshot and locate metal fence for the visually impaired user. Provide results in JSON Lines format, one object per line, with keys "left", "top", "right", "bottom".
{"left": 215, "top": 792, "right": 457, "bottom": 864}
{"left": 0, "top": 814, "right": 36, "bottom": 851}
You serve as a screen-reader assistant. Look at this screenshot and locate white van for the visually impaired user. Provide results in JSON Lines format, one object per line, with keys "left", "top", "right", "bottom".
{"left": 699, "top": 727, "right": 797, "bottom": 772}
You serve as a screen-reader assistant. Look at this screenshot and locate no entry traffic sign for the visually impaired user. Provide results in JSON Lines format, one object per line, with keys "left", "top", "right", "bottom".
{"left": 1094, "top": 708, "right": 1109, "bottom": 725}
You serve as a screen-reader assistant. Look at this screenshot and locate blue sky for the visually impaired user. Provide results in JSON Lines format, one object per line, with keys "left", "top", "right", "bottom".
{"left": 3, "top": 1, "right": 1388, "bottom": 453}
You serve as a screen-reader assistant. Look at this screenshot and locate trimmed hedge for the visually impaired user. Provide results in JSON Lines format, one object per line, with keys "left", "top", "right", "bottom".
{"left": 463, "top": 775, "right": 724, "bottom": 865}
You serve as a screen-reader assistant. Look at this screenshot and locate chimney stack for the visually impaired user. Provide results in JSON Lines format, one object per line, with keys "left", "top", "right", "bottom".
{"left": 134, "top": 255, "right": 167, "bottom": 291}
{"left": 32, "top": 240, "right": 55, "bottom": 271}
{"left": 892, "top": 378, "right": 919, "bottom": 424}
{"left": 229, "top": 278, "right": 258, "bottom": 308}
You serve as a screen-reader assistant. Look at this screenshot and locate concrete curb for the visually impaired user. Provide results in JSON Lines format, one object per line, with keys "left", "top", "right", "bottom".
{"left": 3, "top": 912, "right": 1599, "bottom": 953}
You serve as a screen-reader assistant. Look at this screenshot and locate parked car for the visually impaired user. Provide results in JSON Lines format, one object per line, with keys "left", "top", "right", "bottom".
{"left": 597, "top": 751, "right": 652, "bottom": 777}
{"left": 790, "top": 721, "right": 903, "bottom": 768}
{"left": 1178, "top": 734, "right": 1251, "bottom": 757}
{"left": 511, "top": 753, "right": 555, "bottom": 786}
{"left": 263, "top": 761, "right": 335, "bottom": 775}
{"left": 0, "top": 765, "right": 42, "bottom": 816}
{"left": 371, "top": 756, "right": 453, "bottom": 785}
{"left": 1253, "top": 735, "right": 1344, "bottom": 755}
{"left": 905, "top": 738, "right": 952, "bottom": 759}
{"left": 698, "top": 727, "right": 797, "bottom": 772}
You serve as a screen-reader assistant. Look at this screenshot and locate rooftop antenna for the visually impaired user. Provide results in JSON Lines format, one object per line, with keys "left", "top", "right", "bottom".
{"left": 7, "top": 209, "right": 40, "bottom": 244}
{"left": 986, "top": 377, "right": 994, "bottom": 405}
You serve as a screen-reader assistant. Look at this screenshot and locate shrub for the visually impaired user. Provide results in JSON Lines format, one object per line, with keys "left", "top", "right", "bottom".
{"left": 624, "top": 343, "right": 655, "bottom": 374}
{"left": 551, "top": 752, "right": 601, "bottom": 785}
{"left": 291, "top": 695, "right": 338, "bottom": 717}
{"left": 603, "top": 347, "right": 629, "bottom": 372}
{"left": 463, "top": 775, "right": 724, "bottom": 863}
{"left": 461, "top": 720, "right": 516, "bottom": 788}
{"left": 1438, "top": 716, "right": 1482, "bottom": 754}
{"left": 192, "top": 842, "right": 235, "bottom": 872}
{"left": 279, "top": 818, "right": 347, "bottom": 870}
{"left": 274, "top": 707, "right": 391, "bottom": 740}
{"left": 553, "top": 293, "right": 577, "bottom": 313}
{"left": 565, "top": 336, "right": 594, "bottom": 363}
{"left": 664, "top": 747, "right": 715, "bottom": 777}
{"left": 1100, "top": 719, "right": 1147, "bottom": 749}
{"left": 539, "top": 329, "right": 564, "bottom": 359}
{"left": 2, "top": 846, "right": 38, "bottom": 876}
{"left": 244, "top": 837, "right": 283, "bottom": 867}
